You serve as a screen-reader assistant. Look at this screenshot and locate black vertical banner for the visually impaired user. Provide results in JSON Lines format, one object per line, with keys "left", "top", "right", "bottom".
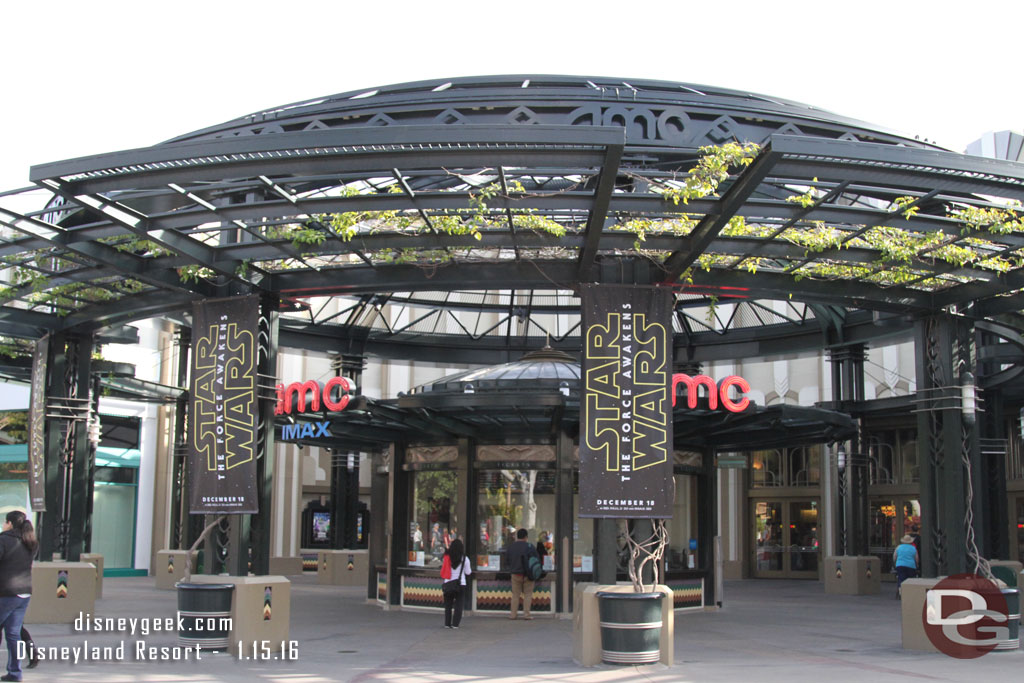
{"left": 579, "top": 284, "right": 673, "bottom": 518}
{"left": 188, "top": 296, "right": 260, "bottom": 514}
{"left": 28, "top": 336, "right": 48, "bottom": 511}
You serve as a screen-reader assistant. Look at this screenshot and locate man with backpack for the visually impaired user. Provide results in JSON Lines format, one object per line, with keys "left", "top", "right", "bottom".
{"left": 505, "top": 528, "right": 542, "bottom": 620}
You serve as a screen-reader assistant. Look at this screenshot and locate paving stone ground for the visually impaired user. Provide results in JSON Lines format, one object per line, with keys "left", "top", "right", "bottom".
{"left": 15, "top": 575, "right": 1023, "bottom": 681}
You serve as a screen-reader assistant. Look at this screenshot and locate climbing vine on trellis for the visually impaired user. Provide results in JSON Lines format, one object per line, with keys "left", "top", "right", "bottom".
{"left": 4, "top": 142, "right": 1024, "bottom": 315}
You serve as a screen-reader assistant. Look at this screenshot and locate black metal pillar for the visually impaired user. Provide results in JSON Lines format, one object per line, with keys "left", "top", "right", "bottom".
{"left": 39, "top": 333, "right": 66, "bottom": 561}
{"left": 248, "top": 297, "right": 280, "bottom": 575}
{"left": 554, "top": 430, "right": 574, "bottom": 612}
{"left": 388, "top": 445, "right": 409, "bottom": 606}
{"left": 83, "top": 372, "right": 100, "bottom": 553}
{"left": 38, "top": 334, "right": 93, "bottom": 562}
{"left": 458, "top": 437, "right": 473, "bottom": 556}
{"left": 976, "top": 325, "right": 1010, "bottom": 561}
{"left": 170, "top": 327, "right": 192, "bottom": 550}
{"left": 828, "top": 343, "right": 867, "bottom": 556}
{"left": 366, "top": 446, "right": 390, "bottom": 601}
{"left": 329, "top": 353, "right": 365, "bottom": 549}
{"left": 914, "top": 314, "right": 973, "bottom": 577}
{"left": 330, "top": 451, "right": 361, "bottom": 549}
{"left": 594, "top": 519, "right": 618, "bottom": 584}
{"left": 698, "top": 447, "right": 716, "bottom": 605}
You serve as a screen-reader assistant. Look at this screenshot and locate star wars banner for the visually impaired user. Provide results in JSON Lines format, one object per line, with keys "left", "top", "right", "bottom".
{"left": 579, "top": 284, "right": 673, "bottom": 518}
{"left": 28, "top": 336, "right": 48, "bottom": 511}
{"left": 188, "top": 296, "right": 260, "bottom": 514}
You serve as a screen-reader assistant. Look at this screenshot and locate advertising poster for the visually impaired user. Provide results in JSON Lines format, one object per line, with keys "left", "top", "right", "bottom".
{"left": 578, "top": 284, "right": 673, "bottom": 518}
{"left": 187, "top": 296, "right": 260, "bottom": 514}
{"left": 28, "top": 335, "right": 48, "bottom": 511}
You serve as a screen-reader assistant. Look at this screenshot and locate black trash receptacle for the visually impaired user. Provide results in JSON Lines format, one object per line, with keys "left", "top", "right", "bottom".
{"left": 596, "top": 591, "right": 664, "bottom": 665}
{"left": 176, "top": 582, "right": 234, "bottom": 650}
{"left": 995, "top": 587, "right": 1020, "bottom": 651}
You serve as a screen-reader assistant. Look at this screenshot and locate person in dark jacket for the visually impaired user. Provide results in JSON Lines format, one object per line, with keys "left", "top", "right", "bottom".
{"left": 505, "top": 528, "right": 535, "bottom": 620}
{"left": 0, "top": 510, "right": 37, "bottom": 681}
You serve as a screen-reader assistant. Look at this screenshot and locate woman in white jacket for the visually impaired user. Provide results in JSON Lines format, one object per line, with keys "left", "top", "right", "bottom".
{"left": 442, "top": 538, "right": 471, "bottom": 628}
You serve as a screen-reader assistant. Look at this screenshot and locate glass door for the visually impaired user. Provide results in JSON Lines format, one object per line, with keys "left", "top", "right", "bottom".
{"left": 870, "top": 497, "right": 920, "bottom": 580}
{"left": 752, "top": 499, "right": 819, "bottom": 578}
{"left": 788, "top": 500, "right": 819, "bottom": 578}
{"left": 869, "top": 499, "right": 897, "bottom": 575}
{"left": 754, "top": 501, "right": 784, "bottom": 576}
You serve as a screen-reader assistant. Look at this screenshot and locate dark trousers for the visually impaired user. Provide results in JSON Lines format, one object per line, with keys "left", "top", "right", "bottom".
{"left": 895, "top": 565, "right": 917, "bottom": 590}
{"left": 444, "top": 585, "right": 464, "bottom": 627}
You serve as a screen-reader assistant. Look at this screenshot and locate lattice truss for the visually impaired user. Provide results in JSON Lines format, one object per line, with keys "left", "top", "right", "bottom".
{"left": 3, "top": 76, "right": 1024, "bottom": 348}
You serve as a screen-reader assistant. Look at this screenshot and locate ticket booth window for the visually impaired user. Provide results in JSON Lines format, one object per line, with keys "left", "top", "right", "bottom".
{"left": 476, "top": 469, "right": 556, "bottom": 571}
{"left": 407, "top": 470, "right": 458, "bottom": 568}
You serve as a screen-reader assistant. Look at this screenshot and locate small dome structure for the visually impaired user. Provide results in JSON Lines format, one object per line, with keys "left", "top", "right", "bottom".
{"left": 409, "top": 346, "right": 579, "bottom": 395}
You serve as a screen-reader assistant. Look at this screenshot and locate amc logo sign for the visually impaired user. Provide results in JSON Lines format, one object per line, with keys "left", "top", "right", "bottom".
{"left": 275, "top": 376, "right": 356, "bottom": 415}
{"left": 671, "top": 374, "right": 751, "bottom": 413}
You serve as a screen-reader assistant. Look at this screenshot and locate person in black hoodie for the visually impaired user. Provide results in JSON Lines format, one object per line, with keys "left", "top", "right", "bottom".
{"left": 505, "top": 528, "right": 535, "bottom": 620}
{"left": 0, "top": 510, "right": 37, "bottom": 681}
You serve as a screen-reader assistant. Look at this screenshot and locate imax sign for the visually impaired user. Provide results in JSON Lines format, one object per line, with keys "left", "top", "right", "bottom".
{"left": 281, "top": 421, "right": 331, "bottom": 440}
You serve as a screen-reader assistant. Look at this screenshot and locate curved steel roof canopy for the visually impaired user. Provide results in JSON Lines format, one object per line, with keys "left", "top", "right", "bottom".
{"left": 2, "top": 75, "right": 1024, "bottom": 362}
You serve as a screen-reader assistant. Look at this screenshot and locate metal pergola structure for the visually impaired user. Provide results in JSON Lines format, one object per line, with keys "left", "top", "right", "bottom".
{"left": 3, "top": 75, "right": 1024, "bottom": 579}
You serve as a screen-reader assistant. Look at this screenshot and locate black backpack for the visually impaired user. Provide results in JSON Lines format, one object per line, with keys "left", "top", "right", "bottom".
{"left": 525, "top": 546, "right": 546, "bottom": 581}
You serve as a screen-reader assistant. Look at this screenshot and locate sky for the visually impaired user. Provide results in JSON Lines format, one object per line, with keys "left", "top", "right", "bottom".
{"left": 2, "top": 1, "right": 1022, "bottom": 200}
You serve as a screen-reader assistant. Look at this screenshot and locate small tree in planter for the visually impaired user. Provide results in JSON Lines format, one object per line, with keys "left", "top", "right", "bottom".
{"left": 624, "top": 520, "right": 668, "bottom": 592}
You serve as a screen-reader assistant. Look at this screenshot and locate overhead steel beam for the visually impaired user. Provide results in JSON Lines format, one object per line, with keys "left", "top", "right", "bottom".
{"left": 33, "top": 126, "right": 624, "bottom": 195}
{"left": 662, "top": 145, "right": 781, "bottom": 281}
{"left": 273, "top": 260, "right": 582, "bottom": 296}
{"left": 0, "top": 205, "right": 216, "bottom": 297}
{"left": 37, "top": 179, "right": 257, "bottom": 289}
{"left": 576, "top": 136, "right": 624, "bottom": 279}
{"left": 683, "top": 269, "right": 933, "bottom": 312}
{"left": 768, "top": 134, "right": 1024, "bottom": 196}
{"left": 58, "top": 290, "right": 198, "bottom": 331}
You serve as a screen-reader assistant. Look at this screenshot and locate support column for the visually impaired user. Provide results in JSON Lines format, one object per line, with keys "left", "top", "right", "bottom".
{"left": 457, "top": 437, "right": 473, "bottom": 559}
{"left": 170, "top": 327, "right": 191, "bottom": 550}
{"left": 38, "top": 334, "right": 93, "bottom": 562}
{"left": 66, "top": 335, "right": 93, "bottom": 562}
{"left": 828, "top": 344, "right": 867, "bottom": 556}
{"left": 366, "top": 446, "right": 390, "bottom": 601}
{"left": 976, "top": 324, "right": 1010, "bottom": 561}
{"left": 83, "top": 372, "right": 101, "bottom": 553}
{"left": 698, "top": 447, "right": 716, "bottom": 604}
{"left": 330, "top": 354, "right": 365, "bottom": 549}
{"left": 39, "top": 333, "right": 67, "bottom": 561}
{"left": 388, "top": 445, "right": 409, "bottom": 606}
{"left": 248, "top": 297, "right": 280, "bottom": 575}
{"left": 593, "top": 519, "right": 618, "bottom": 584}
{"left": 915, "top": 314, "right": 973, "bottom": 577}
{"left": 555, "top": 431, "right": 574, "bottom": 612}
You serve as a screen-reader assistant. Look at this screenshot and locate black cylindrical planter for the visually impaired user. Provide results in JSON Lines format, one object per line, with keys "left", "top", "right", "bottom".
{"left": 177, "top": 583, "right": 234, "bottom": 650}
{"left": 996, "top": 587, "right": 1020, "bottom": 651}
{"left": 596, "top": 591, "right": 664, "bottom": 665}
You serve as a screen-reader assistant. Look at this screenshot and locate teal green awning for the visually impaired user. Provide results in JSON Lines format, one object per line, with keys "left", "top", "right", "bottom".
{"left": 0, "top": 444, "right": 139, "bottom": 468}
{"left": 96, "top": 446, "right": 141, "bottom": 468}
{"left": 0, "top": 445, "right": 26, "bottom": 463}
